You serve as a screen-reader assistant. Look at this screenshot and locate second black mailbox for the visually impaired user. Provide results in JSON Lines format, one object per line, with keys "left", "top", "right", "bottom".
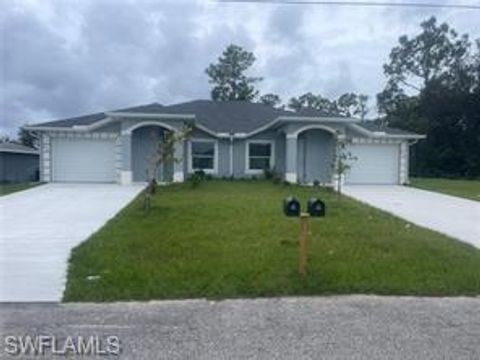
{"left": 307, "top": 198, "right": 326, "bottom": 217}
{"left": 284, "top": 196, "right": 301, "bottom": 217}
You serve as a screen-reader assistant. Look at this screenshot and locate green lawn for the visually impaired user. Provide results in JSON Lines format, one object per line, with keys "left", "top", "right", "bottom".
{"left": 410, "top": 177, "right": 480, "bottom": 201}
{"left": 64, "top": 180, "right": 480, "bottom": 302}
{"left": 0, "top": 182, "right": 42, "bottom": 196}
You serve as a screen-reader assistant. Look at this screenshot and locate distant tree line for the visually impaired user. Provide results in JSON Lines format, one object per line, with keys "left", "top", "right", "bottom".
{"left": 206, "top": 17, "right": 479, "bottom": 178}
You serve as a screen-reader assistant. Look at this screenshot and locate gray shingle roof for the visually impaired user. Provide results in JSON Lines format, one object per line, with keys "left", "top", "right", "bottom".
{"left": 30, "top": 103, "right": 164, "bottom": 128}
{"left": 29, "top": 100, "right": 419, "bottom": 137}
{"left": 0, "top": 142, "right": 39, "bottom": 154}
{"left": 159, "top": 100, "right": 292, "bottom": 133}
{"left": 33, "top": 112, "right": 107, "bottom": 128}
{"left": 32, "top": 100, "right": 332, "bottom": 133}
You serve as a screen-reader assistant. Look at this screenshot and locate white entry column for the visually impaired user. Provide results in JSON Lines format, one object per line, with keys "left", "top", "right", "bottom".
{"left": 173, "top": 140, "right": 185, "bottom": 182}
{"left": 120, "top": 133, "right": 132, "bottom": 185}
{"left": 285, "top": 134, "right": 297, "bottom": 183}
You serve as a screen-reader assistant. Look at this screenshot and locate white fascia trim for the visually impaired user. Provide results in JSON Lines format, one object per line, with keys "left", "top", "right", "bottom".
{"left": 106, "top": 111, "right": 196, "bottom": 120}
{"left": 24, "top": 126, "right": 82, "bottom": 132}
{"left": 349, "top": 124, "right": 426, "bottom": 140}
{"left": 187, "top": 138, "right": 219, "bottom": 175}
{"left": 72, "top": 116, "right": 115, "bottom": 131}
{"left": 245, "top": 139, "right": 275, "bottom": 174}
{"left": 195, "top": 123, "right": 220, "bottom": 138}
{"left": 24, "top": 117, "right": 116, "bottom": 133}
{"left": 122, "top": 120, "right": 177, "bottom": 135}
{"left": 289, "top": 124, "right": 339, "bottom": 138}
{"left": 277, "top": 116, "right": 359, "bottom": 123}
{"left": 0, "top": 149, "right": 39, "bottom": 155}
{"left": 240, "top": 116, "right": 357, "bottom": 139}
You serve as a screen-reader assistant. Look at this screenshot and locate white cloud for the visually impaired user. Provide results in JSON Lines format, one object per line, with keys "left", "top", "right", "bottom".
{"left": 1, "top": 0, "right": 479, "bottom": 135}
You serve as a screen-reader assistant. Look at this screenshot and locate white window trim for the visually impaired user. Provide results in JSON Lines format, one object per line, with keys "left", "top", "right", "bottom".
{"left": 245, "top": 139, "right": 275, "bottom": 174}
{"left": 188, "top": 138, "right": 218, "bottom": 174}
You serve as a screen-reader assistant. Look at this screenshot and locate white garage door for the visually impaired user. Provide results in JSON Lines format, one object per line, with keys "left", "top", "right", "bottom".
{"left": 52, "top": 138, "right": 116, "bottom": 182}
{"left": 346, "top": 144, "right": 399, "bottom": 185}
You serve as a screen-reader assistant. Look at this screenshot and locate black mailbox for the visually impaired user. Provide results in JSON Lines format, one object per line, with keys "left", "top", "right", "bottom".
{"left": 307, "top": 198, "right": 325, "bottom": 217}
{"left": 283, "top": 196, "right": 301, "bottom": 217}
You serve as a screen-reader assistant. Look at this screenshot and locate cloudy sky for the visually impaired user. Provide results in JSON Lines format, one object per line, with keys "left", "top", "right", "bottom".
{"left": 1, "top": 0, "right": 479, "bottom": 135}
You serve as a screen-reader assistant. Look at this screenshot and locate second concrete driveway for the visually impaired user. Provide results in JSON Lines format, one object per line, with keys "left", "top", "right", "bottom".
{"left": 0, "top": 183, "right": 143, "bottom": 302}
{"left": 344, "top": 185, "right": 480, "bottom": 248}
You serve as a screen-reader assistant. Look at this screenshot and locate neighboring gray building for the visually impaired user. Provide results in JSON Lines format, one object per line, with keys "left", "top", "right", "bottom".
{"left": 0, "top": 142, "right": 39, "bottom": 183}
{"left": 25, "top": 100, "right": 424, "bottom": 186}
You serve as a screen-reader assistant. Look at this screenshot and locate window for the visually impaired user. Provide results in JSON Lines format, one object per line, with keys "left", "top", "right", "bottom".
{"left": 247, "top": 141, "right": 274, "bottom": 172}
{"left": 190, "top": 140, "right": 216, "bottom": 172}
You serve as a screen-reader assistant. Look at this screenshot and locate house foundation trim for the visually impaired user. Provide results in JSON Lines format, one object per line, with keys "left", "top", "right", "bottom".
{"left": 120, "top": 171, "right": 133, "bottom": 185}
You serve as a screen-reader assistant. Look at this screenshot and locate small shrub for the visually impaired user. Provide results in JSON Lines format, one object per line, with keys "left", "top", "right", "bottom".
{"left": 282, "top": 180, "right": 290, "bottom": 186}
{"left": 194, "top": 169, "right": 206, "bottom": 180}
{"left": 251, "top": 175, "right": 257, "bottom": 181}
{"left": 263, "top": 168, "right": 275, "bottom": 180}
{"left": 189, "top": 171, "right": 205, "bottom": 188}
{"left": 313, "top": 179, "right": 320, "bottom": 187}
{"left": 272, "top": 175, "right": 282, "bottom": 184}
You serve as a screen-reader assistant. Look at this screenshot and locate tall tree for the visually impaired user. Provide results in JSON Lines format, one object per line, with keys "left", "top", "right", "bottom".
{"left": 385, "top": 16, "right": 470, "bottom": 90}
{"left": 205, "top": 44, "right": 262, "bottom": 102}
{"left": 259, "top": 93, "right": 282, "bottom": 107}
{"left": 337, "top": 93, "right": 369, "bottom": 118}
{"left": 18, "top": 127, "right": 38, "bottom": 148}
{"left": 357, "top": 94, "right": 369, "bottom": 121}
{"left": 377, "top": 17, "right": 479, "bottom": 178}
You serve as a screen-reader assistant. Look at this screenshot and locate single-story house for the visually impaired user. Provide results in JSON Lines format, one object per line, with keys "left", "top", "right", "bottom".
{"left": 25, "top": 100, "right": 424, "bottom": 186}
{"left": 0, "top": 142, "right": 39, "bottom": 183}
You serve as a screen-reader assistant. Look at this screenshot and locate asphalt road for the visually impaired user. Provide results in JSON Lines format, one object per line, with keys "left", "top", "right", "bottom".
{"left": 1, "top": 296, "right": 479, "bottom": 359}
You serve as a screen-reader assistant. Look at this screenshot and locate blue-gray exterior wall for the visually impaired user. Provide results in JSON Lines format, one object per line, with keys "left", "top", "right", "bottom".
{"left": 0, "top": 152, "right": 39, "bottom": 183}
{"left": 36, "top": 118, "right": 345, "bottom": 184}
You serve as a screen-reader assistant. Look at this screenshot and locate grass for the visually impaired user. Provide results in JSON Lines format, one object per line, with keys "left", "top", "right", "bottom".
{"left": 410, "top": 177, "right": 480, "bottom": 201}
{"left": 64, "top": 180, "right": 480, "bottom": 302}
{"left": 0, "top": 182, "right": 42, "bottom": 196}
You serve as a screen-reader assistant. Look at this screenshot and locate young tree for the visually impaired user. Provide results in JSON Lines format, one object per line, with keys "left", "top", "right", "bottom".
{"left": 337, "top": 93, "right": 358, "bottom": 117}
{"left": 144, "top": 126, "right": 191, "bottom": 211}
{"left": 332, "top": 136, "right": 356, "bottom": 196}
{"left": 259, "top": 93, "right": 282, "bottom": 107}
{"left": 205, "top": 44, "right": 262, "bottom": 102}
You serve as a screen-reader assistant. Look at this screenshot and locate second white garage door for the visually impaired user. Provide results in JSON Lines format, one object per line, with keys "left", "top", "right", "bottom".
{"left": 346, "top": 143, "right": 399, "bottom": 185}
{"left": 52, "top": 138, "right": 116, "bottom": 183}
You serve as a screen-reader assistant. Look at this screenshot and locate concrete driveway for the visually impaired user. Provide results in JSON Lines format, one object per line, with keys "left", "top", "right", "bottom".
{"left": 344, "top": 185, "right": 480, "bottom": 248}
{"left": 0, "top": 183, "right": 143, "bottom": 302}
